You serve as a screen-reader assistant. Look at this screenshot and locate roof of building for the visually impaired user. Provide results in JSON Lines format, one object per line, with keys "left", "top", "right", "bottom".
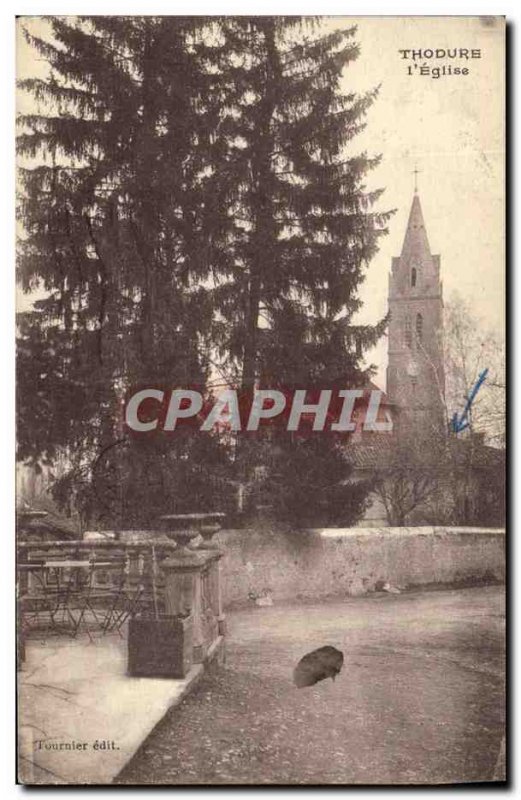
{"left": 346, "top": 434, "right": 505, "bottom": 472}
{"left": 365, "top": 380, "right": 394, "bottom": 404}
{"left": 346, "top": 435, "right": 395, "bottom": 469}
{"left": 448, "top": 439, "right": 505, "bottom": 469}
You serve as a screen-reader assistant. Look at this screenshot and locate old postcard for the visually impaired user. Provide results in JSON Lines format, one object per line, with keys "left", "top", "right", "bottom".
{"left": 16, "top": 15, "right": 505, "bottom": 785}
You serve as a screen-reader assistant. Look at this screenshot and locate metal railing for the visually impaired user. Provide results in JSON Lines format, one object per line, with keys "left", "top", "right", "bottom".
{"left": 17, "top": 539, "right": 177, "bottom": 642}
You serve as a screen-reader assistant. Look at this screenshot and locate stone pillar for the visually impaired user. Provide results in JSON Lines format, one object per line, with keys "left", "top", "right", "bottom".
{"left": 210, "top": 552, "right": 226, "bottom": 636}
{"left": 156, "top": 514, "right": 226, "bottom": 665}
{"left": 160, "top": 546, "right": 210, "bottom": 663}
{"left": 197, "top": 526, "right": 226, "bottom": 636}
{"left": 191, "top": 564, "right": 205, "bottom": 662}
{"left": 217, "top": 557, "right": 226, "bottom": 635}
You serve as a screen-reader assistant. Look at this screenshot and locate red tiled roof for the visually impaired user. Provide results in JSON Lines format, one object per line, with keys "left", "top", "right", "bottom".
{"left": 345, "top": 435, "right": 505, "bottom": 471}
{"left": 346, "top": 435, "right": 395, "bottom": 469}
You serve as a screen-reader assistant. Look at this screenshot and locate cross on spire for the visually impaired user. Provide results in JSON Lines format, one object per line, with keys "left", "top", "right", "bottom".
{"left": 413, "top": 166, "right": 421, "bottom": 193}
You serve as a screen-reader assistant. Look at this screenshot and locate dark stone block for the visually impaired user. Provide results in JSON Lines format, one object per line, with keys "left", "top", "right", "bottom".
{"left": 128, "top": 615, "right": 193, "bottom": 678}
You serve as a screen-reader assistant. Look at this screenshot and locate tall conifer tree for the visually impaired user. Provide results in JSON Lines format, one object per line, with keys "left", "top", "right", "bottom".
{"left": 18, "top": 17, "right": 391, "bottom": 528}
{"left": 17, "top": 17, "right": 233, "bottom": 526}
{"left": 208, "top": 18, "right": 391, "bottom": 523}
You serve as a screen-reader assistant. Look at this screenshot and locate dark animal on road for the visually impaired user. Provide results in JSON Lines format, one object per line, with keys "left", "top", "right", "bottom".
{"left": 293, "top": 646, "right": 344, "bottom": 688}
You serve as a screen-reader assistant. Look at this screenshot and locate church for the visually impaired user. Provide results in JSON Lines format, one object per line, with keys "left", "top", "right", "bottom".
{"left": 386, "top": 189, "right": 445, "bottom": 436}
{"left": 348, "top": 188, "right": 504, "bottom": 528}
{"left": 16, "top": 187, "right": 504, "bottom": 531}
{"left": 348, "top": 187, "right": 445, "bottom": 441}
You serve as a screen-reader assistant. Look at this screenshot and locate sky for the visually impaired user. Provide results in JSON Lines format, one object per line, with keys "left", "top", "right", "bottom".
{"left": 16, "top": 16, "right": 505, "bottom": 388}
{"left": 331, "top": 16, "right": 505, "bottom": 384}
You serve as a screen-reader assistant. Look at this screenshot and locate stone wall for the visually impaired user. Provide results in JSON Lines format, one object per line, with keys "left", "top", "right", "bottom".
{"left": 216, "top": 526, "right": 505, "bottom": 607}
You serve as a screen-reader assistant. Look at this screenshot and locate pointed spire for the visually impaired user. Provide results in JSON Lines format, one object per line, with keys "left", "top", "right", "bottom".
{"left": 413, "top": 166, "right": 421, "bottom": 193}
{"left": 400, "top": 193, "right": 431, "bottom": 261}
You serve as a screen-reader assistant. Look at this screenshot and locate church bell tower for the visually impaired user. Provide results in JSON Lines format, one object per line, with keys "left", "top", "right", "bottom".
{"left": 386, "top": 189, "right": 445, "bottom": 434}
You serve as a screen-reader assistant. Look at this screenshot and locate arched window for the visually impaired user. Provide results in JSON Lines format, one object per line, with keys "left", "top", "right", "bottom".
{"left": 411, "top": 267, "right": 417, "bottom": 287}
{"left": 416, "top": 313, "right": 423, "bottom": 342}
{"left": 404, "top": 317, "right": 412, "bottom": 348}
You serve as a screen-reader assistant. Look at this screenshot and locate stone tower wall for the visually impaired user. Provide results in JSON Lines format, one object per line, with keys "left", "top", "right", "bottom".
{"left": 387, "top": 194, "right": 446, "bottom": 434}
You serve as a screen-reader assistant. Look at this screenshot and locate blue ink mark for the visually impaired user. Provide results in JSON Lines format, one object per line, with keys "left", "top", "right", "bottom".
{"left": 450, "top": 368, "right": 489, "bottom": 433}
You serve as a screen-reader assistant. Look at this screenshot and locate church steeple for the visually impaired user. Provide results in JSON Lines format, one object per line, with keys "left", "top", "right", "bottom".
{"left": 386, "top": 191, "right": 445, "bottom": 435}
{"left": 400, "top": 193, "right": 431, "bottom": 262}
